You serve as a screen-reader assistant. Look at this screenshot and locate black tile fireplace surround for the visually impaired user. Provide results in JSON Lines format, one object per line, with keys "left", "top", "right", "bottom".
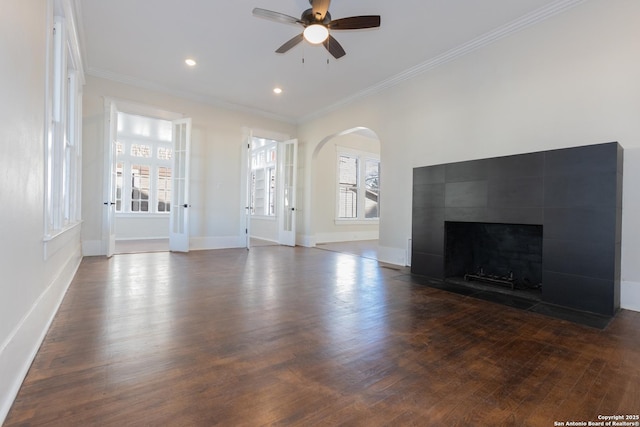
{"left": 411, "top": 142, "right": 623, "bottom": 317}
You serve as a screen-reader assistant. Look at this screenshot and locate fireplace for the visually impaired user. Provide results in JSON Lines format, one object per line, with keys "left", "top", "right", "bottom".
{"left": 444, "top": 222, "right": 542, "bottom": 295}
{"left": 411, "top": 142, "right": 623, "bottom": 317}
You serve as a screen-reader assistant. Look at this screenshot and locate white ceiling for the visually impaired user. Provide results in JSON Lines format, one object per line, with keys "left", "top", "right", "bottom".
{"left": 77, "top": 0, "right": 578, "bottom": 123}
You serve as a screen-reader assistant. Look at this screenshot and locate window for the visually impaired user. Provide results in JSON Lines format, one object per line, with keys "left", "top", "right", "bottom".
{"left": 157, "top": 167, "right": 171, "bottom": 212}
{"left": 338, "top": 155, "right": 359, "bottom": 218}
{"left": 44, "top": 4, "right": 84, "bottom": 240}
{"left": 337, "top": 151, "right": 380, "bottom": 221}
{"left": 130, "top": 165, "right": 150, "bottom": 212}
{"left": 115, "top": 113, "right": 173, "bottom": 214}
{"left": 250, "top": 138, "right": 277, "bottom": 217}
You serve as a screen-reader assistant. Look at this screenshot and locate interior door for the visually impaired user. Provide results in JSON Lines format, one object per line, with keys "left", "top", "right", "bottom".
{"left": 244, "top": 133, "right": 252, "bottom": 249}
{"left": 278, "top": 139, "right": 298, "bottom": 246}
{"left": 169, "top": 118, "right": 192, "bottom": 252}
{"left": 102, "top": 101, "right": 118, "bottom": 257}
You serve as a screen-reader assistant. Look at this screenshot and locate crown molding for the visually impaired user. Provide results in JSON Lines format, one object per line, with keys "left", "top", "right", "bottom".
{"left": 83, "top": 0, "right": 584, "bottom": 126}
{"left": 299, "top": 0, "right": 586, "bottom": 124}
{"left": 86, "top": 67, "right": 297, "bottom": 125}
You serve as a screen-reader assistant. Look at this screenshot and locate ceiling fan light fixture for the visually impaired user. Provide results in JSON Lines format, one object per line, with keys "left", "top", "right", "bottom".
{"left": 303, "top": 24, "right": 329, "bottom": 44}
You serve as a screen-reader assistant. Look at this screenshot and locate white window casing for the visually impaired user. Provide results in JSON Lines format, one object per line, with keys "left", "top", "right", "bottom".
{"left": 44, "top": 0, "right": 84, "bottom": 258}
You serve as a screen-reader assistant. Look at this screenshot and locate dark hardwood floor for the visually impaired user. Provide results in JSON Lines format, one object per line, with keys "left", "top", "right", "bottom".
{"left": 5, "top": 246, "right": 640, "bottom": 426}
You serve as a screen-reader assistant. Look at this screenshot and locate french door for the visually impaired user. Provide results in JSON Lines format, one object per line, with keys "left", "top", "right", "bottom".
{"left": 169, "top": 118, "right": 192, "bottom": 252}
{"left": 102, "top": 101, "right": 118, "bottom": 257}
{"left": 102, "top": 100, "right": 190, "bottom": 255}
{"left": 278, "top": 139, "right": 297, "bottom": 247}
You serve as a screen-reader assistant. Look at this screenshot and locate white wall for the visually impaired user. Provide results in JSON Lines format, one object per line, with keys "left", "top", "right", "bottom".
{"left": 250, "top": 217, "right": 278, "bottom": 242}
{"left": 297, "top": 0, "right": 640, "bottom": 310}
{"left": 115, "top": 216, "right": 170, "bottom": 240}
{"left": 313, "top": 132, "right": 380, "bottom": 243}
{"left": 0, "top": 1, "right": 83, "bottom": 422}
{"left": 81, "top": 75, "right": 297, "bottom": 253}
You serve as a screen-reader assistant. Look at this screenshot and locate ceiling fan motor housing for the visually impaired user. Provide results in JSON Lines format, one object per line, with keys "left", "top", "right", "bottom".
{"left": 302, "top": 8, "right": 331, "bottom": 25}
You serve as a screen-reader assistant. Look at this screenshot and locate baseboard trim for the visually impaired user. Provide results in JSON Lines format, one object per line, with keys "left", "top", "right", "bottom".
{"left": 115, "top": 236, "right": 168, "bottom": 241}
{"left": 0, "top": 247, "right": 82, "bottom": 424}
{"left": 84, "top": 236, "right": 247, "bottom": 255}
{"left": 315, "top": 231, "right": 379, "bottom": 244}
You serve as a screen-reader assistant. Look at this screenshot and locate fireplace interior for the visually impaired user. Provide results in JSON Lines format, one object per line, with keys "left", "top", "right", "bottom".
{"left": 444, "top": 222, "right": 542, "bottom": 298}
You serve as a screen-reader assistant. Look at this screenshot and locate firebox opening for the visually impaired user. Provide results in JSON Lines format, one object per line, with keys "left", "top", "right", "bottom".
{"left": 444, "top": 221, "right": 543, "bottom": 299}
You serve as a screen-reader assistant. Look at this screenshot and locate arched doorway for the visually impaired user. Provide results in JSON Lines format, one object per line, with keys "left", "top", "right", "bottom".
{"left": 310, "top": 127, "right": 381, "bottom": 258}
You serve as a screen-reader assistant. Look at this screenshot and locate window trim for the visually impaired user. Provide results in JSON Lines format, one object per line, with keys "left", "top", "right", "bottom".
{"left": 43, "top": 0, "right": 85, "bottom": 256}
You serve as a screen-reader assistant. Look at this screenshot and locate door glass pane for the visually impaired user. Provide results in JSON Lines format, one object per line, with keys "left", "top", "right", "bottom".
{"left": 284, "top": 187, "right": 292, "bottom": 231}
{"left": 283, "top": 144, "right": 295, "bottom": 230}
{"left": 172, "top": 122, "right": 186, "bottom": 234}
{"left": 268, "top": 167, "right": 276, "bottom": 216}
{"left": 115, "top": 162, "right": 123, "bottom": 212}
{"left": 364, "top": 160, "right": 379, "bottom": 219}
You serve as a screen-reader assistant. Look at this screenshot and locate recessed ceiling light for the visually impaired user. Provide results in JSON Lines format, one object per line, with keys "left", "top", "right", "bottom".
{"left": 185, "top": 58, "right": 197, "bottom": 67}
{"left": 273, "top": 87, "right": 283, "bottom": 94}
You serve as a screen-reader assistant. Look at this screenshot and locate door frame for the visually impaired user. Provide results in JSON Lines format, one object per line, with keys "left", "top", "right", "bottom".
{"left": 102, "top": 98, "right": 183, "bottom": 256}
{"left": 241, "top": 127, "right": 292, "bottom": 249}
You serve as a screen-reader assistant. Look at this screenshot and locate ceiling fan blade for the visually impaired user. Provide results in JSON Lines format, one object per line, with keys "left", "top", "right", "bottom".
{"left": 311, "top": 0, "right": 331, "bottom": 21}
{"left": 323, "top": 35, "right": 346, "bottom": 59}
{"left": 252, "top": 8, "right": 302, "bottom": 25}
{"left": 276, "top": 33, "right": 304, "bottom": 54}
{"left": 328, "top": 15, "right": 381, "bottom": 30}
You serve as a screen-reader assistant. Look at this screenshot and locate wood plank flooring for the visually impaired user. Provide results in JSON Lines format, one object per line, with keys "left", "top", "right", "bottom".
{"left": 5, "top": 246, "right": 640, "bottom": 426}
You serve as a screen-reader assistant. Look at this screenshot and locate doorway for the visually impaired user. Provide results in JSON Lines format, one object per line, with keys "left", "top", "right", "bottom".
{"left": 102, "top": 99, "right": 190, "bottom": 256}
{"left": 243, "top": 130, "right": 298, "bottom": 249}
{"left": 113, "top": 112, "right": 171, "bottom": 254}
{"left": 310, "top": 127, "right": 381, "bottom": 257}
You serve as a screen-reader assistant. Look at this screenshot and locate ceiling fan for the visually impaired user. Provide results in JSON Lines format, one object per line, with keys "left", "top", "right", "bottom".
{"left": 252, "top": 0, "right": 381, "bottom": 59}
